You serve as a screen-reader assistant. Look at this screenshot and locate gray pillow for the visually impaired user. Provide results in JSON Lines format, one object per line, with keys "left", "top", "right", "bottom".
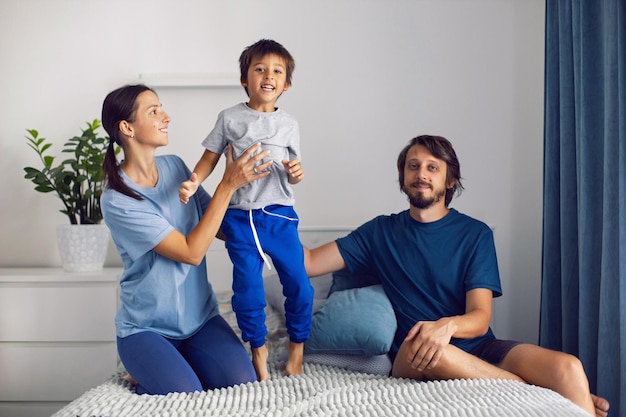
{"left": 263, "top": 273, "right": 332, "bottom": 316}
{"left": 277, "top": 350, "right": 392, "bottom": 376}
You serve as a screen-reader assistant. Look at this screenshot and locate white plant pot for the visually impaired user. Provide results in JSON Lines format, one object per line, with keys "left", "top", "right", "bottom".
{"left": 56, "top": 224, "right": 110, "bottom": 273}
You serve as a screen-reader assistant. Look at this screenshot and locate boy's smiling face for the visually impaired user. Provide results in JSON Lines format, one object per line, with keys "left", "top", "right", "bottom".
{"left": 242, "top": 53, "right": 290, "bottom": 112}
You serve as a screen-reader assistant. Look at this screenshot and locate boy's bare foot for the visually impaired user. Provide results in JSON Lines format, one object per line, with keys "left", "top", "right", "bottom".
{"left": 252, "top": 344, "right": 269, "bottom": 381}
{"left": 285, "top": 341, "right": 304, "bottom": 376}
{"left": 591, "top": 394, "right": 610, "bottom": 417}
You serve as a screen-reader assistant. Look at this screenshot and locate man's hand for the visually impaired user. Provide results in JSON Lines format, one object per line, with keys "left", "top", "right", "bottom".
{"left": 404, "top": 318, "right": 456, "bottom": 372}
{"left": 282, "top": 159, "right": 304, "bottom": 184}
{"left": 179, "top": 172, "right": 200, "bottom": 204}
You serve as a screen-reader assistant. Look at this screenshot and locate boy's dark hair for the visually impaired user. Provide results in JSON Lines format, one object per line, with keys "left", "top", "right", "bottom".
{"left": 397, "top": 135, "right": 464, "bottom": 207}
{"left": 239, "top": 39, "right": 295, "bottom": 96}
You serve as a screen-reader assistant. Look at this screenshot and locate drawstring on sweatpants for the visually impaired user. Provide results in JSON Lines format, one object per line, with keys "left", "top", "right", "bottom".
{"left": 249, "top": 210, "right": 272, "bottom": 270}
{"left": 247, "top": 207, "right": 299, "bottom": 270}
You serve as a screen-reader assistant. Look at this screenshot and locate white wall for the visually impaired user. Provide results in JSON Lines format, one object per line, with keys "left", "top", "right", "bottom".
{"left": 0, "top": 0, "right": 545, "bottom": 343}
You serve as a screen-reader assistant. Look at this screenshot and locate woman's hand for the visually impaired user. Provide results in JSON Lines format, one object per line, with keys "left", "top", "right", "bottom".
{"left": 154, "top": 144, "right": 271, "bottom": 266}
{"left": 221, "top": 144, "right": 271, "bottom": 190}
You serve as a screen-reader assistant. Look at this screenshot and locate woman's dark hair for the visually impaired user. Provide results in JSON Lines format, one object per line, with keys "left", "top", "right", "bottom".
{"left": 397, "top": 135, "right": 464, "bottom": 207}
{"left": 239, "top": 39, "right": 295, "bottom": 96}
{"left": 101, "top": 84, "right": 155, "bottom": 200}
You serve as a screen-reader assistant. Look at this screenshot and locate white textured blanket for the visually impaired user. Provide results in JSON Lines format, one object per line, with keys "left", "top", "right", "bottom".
{"left": 53, "top": 363, "right": 588, "bottom": 417}
{"left": 52, "top": 297, "right": 588, "bottom": 417}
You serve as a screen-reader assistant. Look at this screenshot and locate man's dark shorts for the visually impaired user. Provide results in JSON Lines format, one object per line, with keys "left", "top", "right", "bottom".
{"left": 470, "top": 338, "right": 522, "bottom": 366}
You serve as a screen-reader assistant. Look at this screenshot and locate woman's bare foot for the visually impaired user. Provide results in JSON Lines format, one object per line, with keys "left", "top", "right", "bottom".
{"left": 285, "top": 341, "right": 304, "bottom": 376}
{"left": 252, "top": 344, "right": 269, "bottom": 381}
{"left": 122, "top": 373, "right": 137, "bottom": 385}
{"left": 591, "top": 394, "right": 610, "bottom": 417}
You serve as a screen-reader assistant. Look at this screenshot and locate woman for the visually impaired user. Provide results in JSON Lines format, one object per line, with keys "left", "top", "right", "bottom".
{"left": 100, "top": 84, "right": 271, "bottom": 395}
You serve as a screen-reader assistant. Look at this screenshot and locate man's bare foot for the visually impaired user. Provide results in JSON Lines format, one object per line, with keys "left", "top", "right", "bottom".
{"left": 252, "top": 344, "right": 269, "bottom": 381}
{"left": 591, "top": 394, "right": 610, "bottom": 417}
{"left": 285, "top": 341, "right": 304, "bottom": 376}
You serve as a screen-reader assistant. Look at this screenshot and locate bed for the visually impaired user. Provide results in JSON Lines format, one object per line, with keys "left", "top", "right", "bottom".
{"left": 52, "top": 269, "right": 588, "bottom": 417}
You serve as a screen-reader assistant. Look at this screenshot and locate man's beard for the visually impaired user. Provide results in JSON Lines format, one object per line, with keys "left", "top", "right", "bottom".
{"left": 405, "top": 184, "right": 446, "bottom": 209}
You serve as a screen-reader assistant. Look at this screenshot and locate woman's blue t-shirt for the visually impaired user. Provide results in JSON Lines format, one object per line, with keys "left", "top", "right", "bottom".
{"left": 101, "top": 155, "right": 219, "bottom": 339}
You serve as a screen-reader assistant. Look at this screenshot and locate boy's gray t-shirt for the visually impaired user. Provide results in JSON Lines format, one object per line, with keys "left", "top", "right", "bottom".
{"left": 202, "top": 103, "right": 300, "bottom": 210}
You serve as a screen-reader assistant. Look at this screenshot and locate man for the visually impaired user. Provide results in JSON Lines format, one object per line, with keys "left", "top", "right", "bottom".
{"left": 304, "top": 135, "right": 609, "bottom": 417}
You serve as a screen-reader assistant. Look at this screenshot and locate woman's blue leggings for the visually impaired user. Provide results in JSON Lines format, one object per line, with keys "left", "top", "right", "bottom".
{"left": 117, "top": 314, "right": 256, "bottom": 395}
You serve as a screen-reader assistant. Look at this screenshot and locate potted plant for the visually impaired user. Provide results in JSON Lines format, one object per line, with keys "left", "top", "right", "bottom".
{"left": 23, "top": 119, "right": 115, "bottom": 272}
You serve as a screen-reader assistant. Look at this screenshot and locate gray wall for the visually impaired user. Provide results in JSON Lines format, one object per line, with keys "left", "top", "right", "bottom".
{"left": 0, "top": 0, "right": 545, "bottom": 343}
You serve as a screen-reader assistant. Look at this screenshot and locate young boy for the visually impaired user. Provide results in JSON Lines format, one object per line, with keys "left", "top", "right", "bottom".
{"left": 179, "top": 39, "right": 312, "bottom": 381}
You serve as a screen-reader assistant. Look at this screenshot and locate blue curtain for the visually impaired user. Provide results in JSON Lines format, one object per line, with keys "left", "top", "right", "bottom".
{"left": 540, "top": 1, "right": 625, "bottom": 416}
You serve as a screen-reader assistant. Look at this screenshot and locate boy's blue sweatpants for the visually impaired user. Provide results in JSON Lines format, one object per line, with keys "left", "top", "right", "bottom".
{"left": 222, "top": 205, "right": 313, "bottom": 348}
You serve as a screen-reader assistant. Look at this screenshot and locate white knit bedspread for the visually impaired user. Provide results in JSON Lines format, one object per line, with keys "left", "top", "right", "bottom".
{"left": 53, "top": 298, "right": 588, "bottom": 417}
{"left": 53, "top": 363, "right": 588, "bottom": 417}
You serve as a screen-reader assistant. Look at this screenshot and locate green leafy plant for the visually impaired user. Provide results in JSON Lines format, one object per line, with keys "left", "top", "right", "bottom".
{"left": 23, "top": 119, "right": 113, "bottom": 225}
